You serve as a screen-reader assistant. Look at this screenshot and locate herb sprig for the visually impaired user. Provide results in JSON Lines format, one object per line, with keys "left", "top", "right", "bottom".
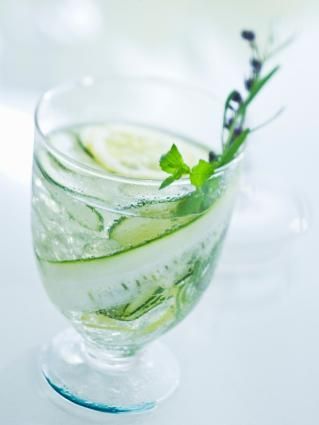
{"left": 159, "top": 30, "right": 284, "bottom": 190}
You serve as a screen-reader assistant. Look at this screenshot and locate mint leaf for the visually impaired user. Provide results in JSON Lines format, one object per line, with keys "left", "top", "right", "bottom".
{"left": 160, "top": 173, "right": 181, "bottom": 189}
{"left": 190, "top": 160, "right": 215, "bottom": 189}
{"left": 176, "top": 176, "right": 223, "bottom": 215}
{"left": 159, "top": 144, "right": 190, "bottom": 189}
{"left": 160, "top": 144, "right": 189, "bottom": 174}
{"left": 176, "top": 191, "right": 205, "bottom": 215}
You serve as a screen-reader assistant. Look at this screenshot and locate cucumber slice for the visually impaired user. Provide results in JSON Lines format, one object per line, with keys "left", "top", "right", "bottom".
{"left": 38, "top": 181, "right": 234, "bottom": 313}
{"left": 50, "top": 187, "right": 104, "bottom": 232}
{"left": 120, "top": 288, "right": 167, "bottom": 321}
{"left": 109, "top": 194, "right": 199, "bottom": 248}
{"left": 80, "top": 311, "right": 132, "bottom": 331}
{"left": 95, "top": 289, "right": 166, "bottom": 322}
{"left": 109, "top": 214, "right": 194, "bottom": 249}
{"left": 117, "top": 281, "right": 161, "bottom": 317}
{"left": 35, "top": 150, "right": 78, "bottom": 192}
{"left": 81, "top": 303, "right": 176, "bottom": 336}
{"left": 78, "top": 124, "right": 207, "bottom": 179}
{"left": 49, "top": 130, "right": 100, "bottom": 168}
{"left": 35, "top": 158, "right": 104, "bottom": 233}
{"left": 140, "top": 307, "right": 176, "bottom": 335}
{"left": 81, "top": 266, "right": 195, "bottom": 326}
{"left": 36, "top": 130, "right": 104, "bottom": 197}
{"left": 126, "top": 197, "right": 187, "bottom": 218}
{"left": 72, "top": 132, "right": 95, "bottom": 159}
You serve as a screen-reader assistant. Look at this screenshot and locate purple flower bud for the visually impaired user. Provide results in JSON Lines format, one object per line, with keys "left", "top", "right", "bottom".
{"left": 251, "top": 58, "right": 262, "bottom": 72}
{"left": 245, "top": 78, "right": 254, "bottom": 91}
{"left": 209, "top": 151, "right": 218, "bottom": 162}
{"left": 231, "top": 91, "right": 242, "bottom": 103}
{"left": 224, "top": 118, "right": 234, "bottom": 129}
{"left": 234, "top": 127, "right": 243, "bottom": 137}
{"left": 241, "top": 30, "right": 256, "bottom": 42}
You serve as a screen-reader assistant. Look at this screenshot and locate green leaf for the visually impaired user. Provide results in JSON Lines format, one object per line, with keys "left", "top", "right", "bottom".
{"left": 190, "top": 160, "right": 215, "bottom": 189}
{"left": 223, "top": 67, "right": 279, "bottom": 149}
{"left": 219, "top": 128, "right": 250, "bottom": 166}
{"left": 245, "top": 66, "right": 280, "bottom": 107}
{"left": 176, "top": 176, "right": 223, "bottom": 216}
{"left": 159, "top": 173, "right": 181, "bottom": 189}
{"left": 159, "top": 144, "right": 189, "bottom": 174}
{"left": 176, "top": 191, "right": 205, "bottom": 215}
{"left": 159, "top": 144, "right": 190, "bottom": 189}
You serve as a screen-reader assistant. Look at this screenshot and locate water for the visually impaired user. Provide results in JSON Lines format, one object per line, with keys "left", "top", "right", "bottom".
{"left": 32, "top": 123, "right": 235, "bottom": 352}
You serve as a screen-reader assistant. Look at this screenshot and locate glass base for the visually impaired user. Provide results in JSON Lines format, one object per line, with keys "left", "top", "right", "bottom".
{"left": 41, "top": 328, "right": 180, "bottom": 414}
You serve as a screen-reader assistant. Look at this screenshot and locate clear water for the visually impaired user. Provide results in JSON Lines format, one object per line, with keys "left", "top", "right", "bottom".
{"left": 32, "top": 124, "right": 235, "bottom": 352}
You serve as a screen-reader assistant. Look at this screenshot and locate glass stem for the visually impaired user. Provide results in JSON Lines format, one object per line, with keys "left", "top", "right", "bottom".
{"left": 82, "top": 340, "right": 142, "bottom": 373}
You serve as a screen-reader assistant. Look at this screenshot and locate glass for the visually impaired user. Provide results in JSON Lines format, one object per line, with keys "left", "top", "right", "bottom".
{"left": 31, "top": 77, "right": 243, "bottom": 414}
{"left": 218, "top": 152, "right": 309, "bottom": 280}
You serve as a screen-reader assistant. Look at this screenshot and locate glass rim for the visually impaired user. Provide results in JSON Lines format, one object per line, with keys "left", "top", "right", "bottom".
{"left": 34, "top": 75, "right": 244, "bottom": 187}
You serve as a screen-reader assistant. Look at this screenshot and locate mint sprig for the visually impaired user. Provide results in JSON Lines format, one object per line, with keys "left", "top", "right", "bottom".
{"left": 159, "top": 144, "right": 190, "bottom": 189}
{"left": 160, "top": 148, "right": 215, "bottom": 190}
{"left": 159, "top": 30, "right": 285, "bottom": 190}
{"left": 190, "top": 160, "right": 215, "bottom": 188}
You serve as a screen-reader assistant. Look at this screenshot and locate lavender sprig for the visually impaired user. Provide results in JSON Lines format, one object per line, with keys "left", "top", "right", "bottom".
{"left": 160, "top": 30, "right": 283, "bottom": 190}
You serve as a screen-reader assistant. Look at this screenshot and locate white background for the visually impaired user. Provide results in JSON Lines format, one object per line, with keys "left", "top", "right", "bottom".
{"left": 0, "top": 1, "right": 319, "bottom": 424}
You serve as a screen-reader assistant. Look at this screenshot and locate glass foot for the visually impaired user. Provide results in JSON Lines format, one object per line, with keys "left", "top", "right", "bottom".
{"left": 41, "top": 328, "right": 180, "bottom": 414}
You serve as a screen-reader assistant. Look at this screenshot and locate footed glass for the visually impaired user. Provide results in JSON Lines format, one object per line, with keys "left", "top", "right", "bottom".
{"left": 32, "top": 77, "right": 243, "bottom": 414}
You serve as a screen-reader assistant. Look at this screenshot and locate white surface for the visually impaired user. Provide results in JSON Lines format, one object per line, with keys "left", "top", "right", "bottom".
{"left": 0, "top": 172, "right": 317, "bottom": 425}
{"left": 1, "top": 6, "right": 319, "bottom": 425}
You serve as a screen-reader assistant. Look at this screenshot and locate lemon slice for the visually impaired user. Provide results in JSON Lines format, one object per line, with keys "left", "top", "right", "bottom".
{"left": 78, "top": 124, "right": 207, "bottom": 179}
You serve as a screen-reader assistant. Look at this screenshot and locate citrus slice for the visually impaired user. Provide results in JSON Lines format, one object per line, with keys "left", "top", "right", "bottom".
{"left": 78, "top": 124, "right": 207, "bottom": 179}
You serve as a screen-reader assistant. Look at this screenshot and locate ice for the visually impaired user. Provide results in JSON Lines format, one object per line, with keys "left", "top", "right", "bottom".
{"left": 32, "top": 173, "right": 120, "bottom": 261}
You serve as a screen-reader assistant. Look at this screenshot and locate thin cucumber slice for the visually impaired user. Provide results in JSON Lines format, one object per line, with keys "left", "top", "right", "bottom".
{"left": 38, "top": 184, "right": 234, "bottom": 313}
{"left": 40, "top": 175, "right": 233, "bottom": 264}
{"left": 119, "top": 288, "right": 167, "bottom": 321}
{"left": 140, "top": 306, "right": 175, "bottom": 335}
{"left": 35, "top": 150, "right": 79, "bottom": 193}
{"left": 126, "top": 197, "right": 188, "bottom": 218}
{"left": 71, "top": 131, "right": 95, "bottom": 159}
{"left": 51, "top": 188, "right": 104, "bottom": 232}
{"left": 108, "top": 214, "right": 194, "bottom": 249}
{"left": 118, "top": 282, "right": 161, "bottom": 316}
{"left": 81, "top": 303, "right": 176, "bottom": 335}
{"left": 82, "top": 288, "right": 167, "bottom": 324}
{"left": 36, "top": 130, "right": 104, "bottom": 195}
{"left": 37, "top": 159, "right": 104, "bottom": 232}
{"left": 77, "top": 123, "right": 207, "bottom": 179}
{"left": 80, "top": 312, "right": 133, "bottom": 331}
{"left": 84, "top": 267, "right": 195, "bottom": 325}
{"left": 83, "top": 285, "right": 163, "bottom": 324}
{"left": 49, "top": 130, "right": 99, "bottom": 167}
